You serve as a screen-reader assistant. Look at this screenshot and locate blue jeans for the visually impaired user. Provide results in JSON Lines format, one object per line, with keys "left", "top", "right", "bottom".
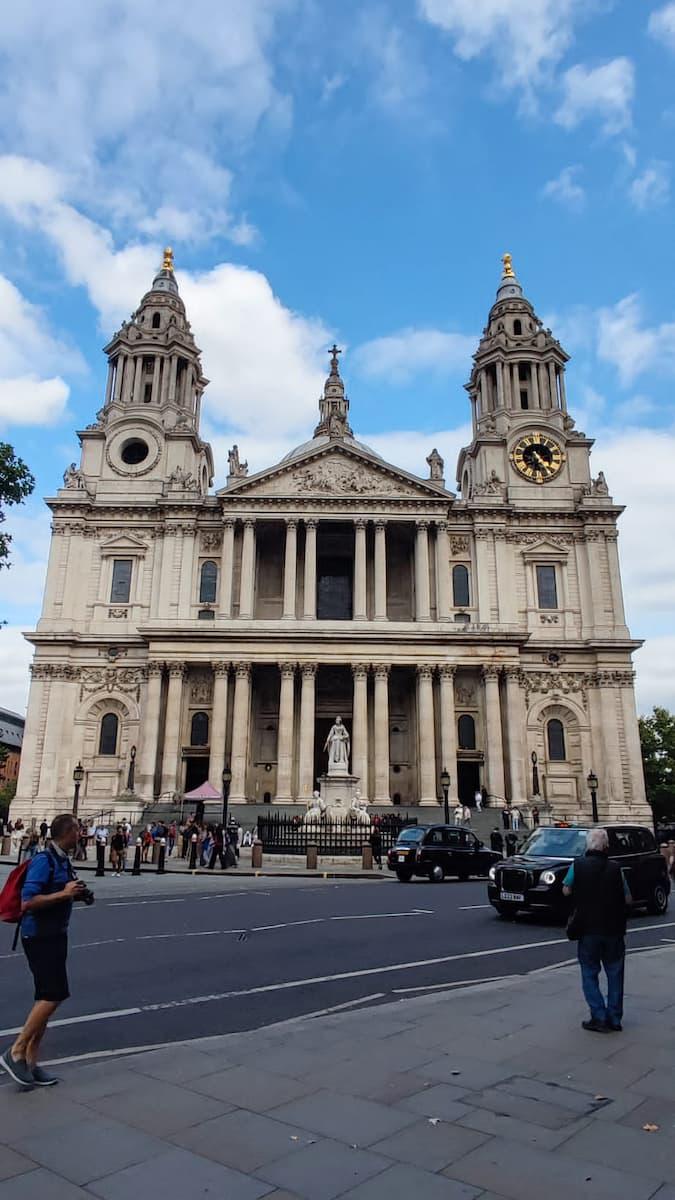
{"left": 578, "top": 934, "right": 625, "bottom": 1024}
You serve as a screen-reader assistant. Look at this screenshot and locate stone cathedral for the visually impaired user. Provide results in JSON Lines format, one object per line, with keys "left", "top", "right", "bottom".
{"left": 11, "top": 251, "right": 649, "bottom": 825}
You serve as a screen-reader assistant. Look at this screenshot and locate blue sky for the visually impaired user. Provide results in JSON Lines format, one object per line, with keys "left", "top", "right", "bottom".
{"left": 1, "top": 0, "right": 674, "bottom": 714}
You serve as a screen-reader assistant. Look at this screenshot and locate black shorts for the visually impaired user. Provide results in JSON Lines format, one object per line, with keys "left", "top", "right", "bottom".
{"left": 22, "top": 934, "right": 70, "bottom": 1003}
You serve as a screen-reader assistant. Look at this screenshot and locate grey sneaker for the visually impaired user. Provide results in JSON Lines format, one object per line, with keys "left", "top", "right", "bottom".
{"left": 31, "top": 1065, "right": 59, "bottom": 1086}
{"left": 0, "top": 1050, "right": 35, "bottom": 1088}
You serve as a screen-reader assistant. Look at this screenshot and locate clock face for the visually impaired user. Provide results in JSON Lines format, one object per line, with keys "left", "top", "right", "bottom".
{"left": 510, "top": 432, "right": 565, "bottom": 483}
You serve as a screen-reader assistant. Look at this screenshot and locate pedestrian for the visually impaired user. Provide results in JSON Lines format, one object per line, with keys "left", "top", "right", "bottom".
{"left": 481, "top": 785, "right": 489, "bottom": 809}
{"left": 511, "top": 806, "right": 520, "bottom": 832}
{"left": 563, "top": 827, "right": 630, "bottom": 1033}
{"left": 462, "top": 804, "right": 471, "bottom": 827}
{"left": 501, "top": 804, "right": 510, "bottom": 830}
{"left": 0, "top": 813, "right": 90, "bottom": 1088}
{"left": 490, "top": 828, "right": 504, "bottom": 856}
{"left": 505, "top": 831, "right": 518, "bottom": 857}
{"left": 180, "top": 822, "right": 191, "bottom": 858}
{"left": 167, "top": 821, "right": 176, "bottom": 856}
{"left": 39, "top": 820, "right": 49, "bottom": 846}
{"left": 110, "top": 826, "right": 126, "bottom": 876}
{"left": 369, "top": 825, "right": 383, "bottom": 869}
{"left": 209, "top": 825, "right": 227, "bottom": 870}
{"left": 453, "top": 803, "right": 463, "bottom": 826}
{"left": 227, "top": 818, "right": 239, "bottom": 860}
{"left": 474, "top": 788, "right": 482, "bottom": 812}
{"left": 532, "top": 805, "right": 540, "bottom": 827}
{"left": 141, "top": 825, "right": 153, "bottom": 864}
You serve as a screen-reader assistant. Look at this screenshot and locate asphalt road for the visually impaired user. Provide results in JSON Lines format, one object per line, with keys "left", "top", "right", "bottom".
{"left": 1, "top": 870, "right": 673, "bottom": 1065}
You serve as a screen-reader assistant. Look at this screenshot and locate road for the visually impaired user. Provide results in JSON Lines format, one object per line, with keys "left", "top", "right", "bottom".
{"left": 1, "top": 870, "right": 672, "bottom": 1065}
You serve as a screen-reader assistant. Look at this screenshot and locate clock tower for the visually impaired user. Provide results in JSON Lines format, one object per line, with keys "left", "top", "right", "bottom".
{"left": 457, "top": 254, "right": 596, "bottom": 507}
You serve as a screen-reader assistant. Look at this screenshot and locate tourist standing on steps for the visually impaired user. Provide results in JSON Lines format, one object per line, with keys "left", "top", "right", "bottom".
{"left": 563, "top": 827, "right": 631, "bottom": 1034}
{"left": 474, "top": 788, "right": 482, "bottom": 812}
{"left": 501, "top": 804, "right": 511, "bottom": 831}
{"left": 0, "top": 814, "right": 89, "bottom": 1089}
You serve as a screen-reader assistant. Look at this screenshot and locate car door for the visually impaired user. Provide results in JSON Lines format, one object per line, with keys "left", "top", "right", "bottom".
{"left": 453, "top": 829, "right": 477, "bottom": 877}
{"left": 426, "top": 827, "right": 446, "bottom": 870}
{"left": 631, "top": 828, "right": 659, "bottom": 900}
{"left": 608, "top": 827, "right": 639, "bottom": 902}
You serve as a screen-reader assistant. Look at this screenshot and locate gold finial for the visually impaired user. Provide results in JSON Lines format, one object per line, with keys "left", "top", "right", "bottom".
{"left": 162, "top": 246, "right": 174, "bottom": 272}
{"left": 502, "top": 252, "right": 515, "bottom": 278}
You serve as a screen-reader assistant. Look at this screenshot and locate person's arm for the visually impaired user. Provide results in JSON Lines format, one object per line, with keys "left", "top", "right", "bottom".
{"left": 562, "top": 863, "right": 574, "bottom": 897}
{"left": 21, "top": 857, "right": 84, "bottom": 913}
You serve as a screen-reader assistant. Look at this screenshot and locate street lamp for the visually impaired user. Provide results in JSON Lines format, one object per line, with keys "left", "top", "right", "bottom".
{"left": 440, "top": 766, "right": 451, "bottom": 826}
{"left": 221, "top": 764, "right": 232, "bottom": 829}
{"left": 72, "top": 762, "right": 85, "bottom": 818}
{"left": 587, "top": 770, "right": 599, "bottom": 824}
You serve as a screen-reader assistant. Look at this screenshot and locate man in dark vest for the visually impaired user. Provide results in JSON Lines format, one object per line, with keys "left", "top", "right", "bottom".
{"left": 563, "top": 827, "right": 630, "bottom": 1033}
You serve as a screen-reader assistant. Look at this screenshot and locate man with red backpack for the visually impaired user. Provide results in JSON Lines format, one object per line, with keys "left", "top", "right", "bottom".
{"left": 0, "top": 813, "right": 89, "bottom": 1088}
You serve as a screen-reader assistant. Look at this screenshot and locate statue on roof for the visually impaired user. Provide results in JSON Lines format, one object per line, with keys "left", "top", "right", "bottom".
{"left": 227, "top": 445, "right": 248, "bottom": 478}
{"left": 426, "top": 448, "right": 444, "bottom": 482}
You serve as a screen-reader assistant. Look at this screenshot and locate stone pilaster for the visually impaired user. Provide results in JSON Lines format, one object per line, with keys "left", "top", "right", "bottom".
{"left": 351, "top": 665, "right": 369, "bottom": 799}
{"left": 298, "top": 663, "right": 317, "bottom": 800}
{"left": 230, "top": 663, "right": 252, "bottom": 803}
{"left": 275, "top": 663, "right": 296, "bottom": 802}
{"left": 373, "top": 665, "right": 391, "bottom": 805}
{"left": 303, "top": 520, "right": 317, "bottom": 619}
{"left": 374, "top": 520, "right": 387, "bottom": 620}
{"left": 438, "top": 665, "right": 457, "bottom": 793}
{"left": 283, "top": 520, "right": 298, "bottom": 619}
{"left": 219, "top": 520, "right": 235, "bottom": 617}
{"left": 417, "top": 665, "right": 437, "bottom": 805}
{"left": 208, "top": 661, "right": 230, "bottom": 789}
{"left": 160, "top": 663, "right": 186, "bottom": 796}
{"left": 353, "top": 519, "right": 367, "bottom": 620}
{"left": 415, "top": 521, "right": 431, "bottom": 621}
{"left": 138, "top": 661, "right": 164, "bottom": 800}
{"left": 435, "top": 522, "right": 451, "bottom": 619}
{"left": 482, "top": 666, "right": 505, "bottom": 804}
{"left": 239, "top": 519, "right": 256, "bottom": 619}
{"left": 503, "top": 666, "right": 527, "bottom": 803}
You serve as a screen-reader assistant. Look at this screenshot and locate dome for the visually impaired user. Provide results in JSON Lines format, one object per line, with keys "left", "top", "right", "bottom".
{"left": 280, "top": 434, "right": 382, "bottom": 464}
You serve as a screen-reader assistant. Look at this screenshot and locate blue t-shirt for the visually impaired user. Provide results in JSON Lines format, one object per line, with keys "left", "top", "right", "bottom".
{"left": 21, "top": 849, "right": 74, "bottom": 939}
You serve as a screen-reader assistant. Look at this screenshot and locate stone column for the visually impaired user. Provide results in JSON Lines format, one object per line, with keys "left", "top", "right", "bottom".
{"left": 104, "top": 362, "right": 114, "bottom": 406}
{"left": 168, "top": 354, "right": 178, "bottom": 402}
{"left": 605, "top": 531, "right": 628, "bottom": 632}
{"left": 415, "top": 521, "right": 431, "bottom": 621}
{"left": 282, "top": 520, "right": 298, "bottom": 619}
{"left": 160, "top": 664, "right": 186, "bottom": 796}
{"left": 374, "top": 521, "right": 387, "bottom": 620}
{"left": 559, "top": 367, "right": 567, "bottom": 411}
{"left": 438, "top": 665, "right": 457, "bottom": 790}
{"left": 150, "top": 356, "right": 161, "bottom": 405}
{"left": 275, "top": 663, "right": 296, "bottom": 802}
{"left": 474, "top": 530, "right": 491, "bottom": 622}
{"left": 503, "top": 667, "right": 527, "bottom": 803}
{"left": 113, "top": 354, "right": 125, "bottom": 403}
{"left": 496, "top": 360, "right": 504, "bottom": 407}
{"left": 132, "top": 356, "right": 143, "bottom": 404}
{"left": 417, "top": 665, "right": 437, "bottom": 805}
{"left": 373, "top": 665, "right": 391, "bottom": 805}
{"left": 208, "top": 662, "right": 230, "bottom": 789}
{"left": 353, "top": 519, "right": 367, "bottom": 620}
{"left": 303, "top": 520, "right": 317, "bottom": 619}
{"left": 239, "top": 518, "right": 256, "bottom": 619}
{"left": 538, "top": 362, "right": 549, "bottom": 408}
{"left": 482, "top": 666, "right": 505, "bottom": 804}
{"left": 511, "top": 363, "right": 520, "bottom": 408}
{"left": 548, "top": 362, "right": 557, "bottom": 409}
{"left": 219, "top": 520, "right": 235, "bottom": 617}
{"left": 530, "top": 360, "right": 540, "bottom": 408}
{"left": 435, "top": 522, "right": 451, "bottom": 619}
{"left": 298, "top": 663, "right": 317, "bottom": 800}
{"left": 352, "top": 665, "right": 369, "bottom": 799}
{"left": 138, "top": 662, "right": 164, "bottom": 799}
{"left": 230, "top": 663, "right": 252, "bottom": 803}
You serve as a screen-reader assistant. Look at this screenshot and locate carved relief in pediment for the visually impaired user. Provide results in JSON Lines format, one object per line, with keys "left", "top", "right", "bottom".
{"left": 241, "top": 457, "right": 425, "bottom": 498}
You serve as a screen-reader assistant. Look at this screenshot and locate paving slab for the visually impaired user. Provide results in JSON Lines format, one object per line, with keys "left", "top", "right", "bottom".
{"left": 254, "top": 1138, "right": 391, "bottom": 1200}
{"left": 171, "top": 1107, "right": 318, "bottom": 1174}
{"left": 560, "top": 1119, "right": 675, "bottom": 1181}
{"left": 337, "top": 1162, "right": 482, "bottom": 1199}
{"left": 86, "top": 1145, "right": 273, "bottom": 1200}
{"left": 123, "top": 1042, "right": 231, "bottom": 1083}
{"left": 369, "top": 1119, "right": 488, "bottom": 1172}
{"left": 0, "top": 1149, "right": 34, "bottom": 1185}
{"left": 0, "top": 1094, "right": 94, "bottom": 1144}
{"left": 14, "top": 1115, "right": 166, "bottom": 1186}
{"left": 0, "top": 1168, "right": 96, "bottom": 1200}
{"left": 398, "top": 1083, "right": 474, "bottom": 1122}
{"left": 269, "top": 1088, "right": 418, "bottom": 1146}
{"left": 186, "top": 1064, "right": 318, "bottom": 1111}
{"left": 457, "top": 1106, "right": 591, "bottom": 1151}
{"left": 85, "top": 1074, "right": 231, "bottom": 1136}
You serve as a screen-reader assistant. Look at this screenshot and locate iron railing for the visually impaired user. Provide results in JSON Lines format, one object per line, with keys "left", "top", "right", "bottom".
{"left": 257, "top": 812, "right": 417, "bottom": 856}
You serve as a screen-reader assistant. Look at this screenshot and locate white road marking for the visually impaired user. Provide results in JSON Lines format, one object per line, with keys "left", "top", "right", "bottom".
{"left": 393, "top": 974, "right": 516, "bottom": 994}
{"left": 106, "top": 890, "right": 268, "bottom": 907}
{"left": 331, "top": 910, "right": 433, "bottom": 920}
{"left": 458, "top": 905, "right": 492, "bottom": 911}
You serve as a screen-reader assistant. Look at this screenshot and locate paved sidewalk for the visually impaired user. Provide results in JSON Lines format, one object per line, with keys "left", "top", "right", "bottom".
{"left": 1, "top": 948, "right": 675, "bottom": 1200}
{"left": 0, "top": 849, "right": 389, "bottom": 879}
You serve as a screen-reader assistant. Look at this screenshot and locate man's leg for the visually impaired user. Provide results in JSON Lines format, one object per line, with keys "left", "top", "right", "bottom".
{"left": 577, "top": 936, "right": 607, "bottom": 1024}
{"left": 602, "top": 937, "right": 625, "bottom": 1027}
{"left": 11, "top": 1000, "right": 59, "bottom": 1066}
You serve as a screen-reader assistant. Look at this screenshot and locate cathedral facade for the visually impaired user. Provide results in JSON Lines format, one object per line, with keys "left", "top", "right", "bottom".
{"left": 11, "top": 252, "right": 649, "bottom": 824}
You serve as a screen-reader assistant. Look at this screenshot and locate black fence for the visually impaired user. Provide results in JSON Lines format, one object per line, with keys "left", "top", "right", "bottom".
{"left": 258, "top": 812, "right": 417, "bottom": 856}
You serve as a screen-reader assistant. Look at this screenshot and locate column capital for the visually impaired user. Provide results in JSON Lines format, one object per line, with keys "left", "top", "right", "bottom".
{"left": 373, "top": 663, "right": 390, "bottom": 680}
{"left": 305, "top": 518, "right": 318, "bottom": 531}
{"left": 223, "top": 518, "right": 235, "bottom": 531}
{"left": 481, "top": 665, "right": 500, "bottom": 681}
{"left": 147, "top": 660, "right": 164, "bottom": 678}
{"left": 354, "top": 518, "right": 367, "bottom": 530}
{"left": 436, "top": 520, "right": 449, "bottom": 533}
{"left": 234, "top": 661, "right": 252, "bottom": 679}
{"left": 417, "top": 664, "right": 434, "bottom": 680}
{"left": 242, "top": 518, "right": 256, "bottom": 530}
{"left": 279, "top": 661, "right": 297, "bottom": 679}
{"left": 300, "top": 662, "right": 317, "bottom": 679}
{"left": 416, "top": 519, "right": 430, "bottom": 531}
{"left": 502, "top": 665, "right": 523, "bottom": 683}
{"left": 438, "top": 664, "right": 457, "bottom": 680}
{"left": 285, "top": 518, "right": 298, "bottom": 531}
{"left": 167, "top": 663, "right": 187, "bottom": 679}
{"left": 351, "top": 664, "right": 369, "bottom": 680}
{"left": 374, "top": 519, "right": 387, "bottom": 531}
{"left": 212, "top": 660, "right": 230, "bottom": 676}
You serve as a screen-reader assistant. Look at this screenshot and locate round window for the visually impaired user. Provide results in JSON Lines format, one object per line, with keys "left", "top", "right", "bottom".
{"left": 120, "top": 438, "right": 149, "bottom": 466}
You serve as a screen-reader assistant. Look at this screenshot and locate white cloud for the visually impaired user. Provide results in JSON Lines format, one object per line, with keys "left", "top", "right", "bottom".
{"left": 418, "top": 0, "right": 590, "bottom": 102}
{"left": 0, "top": 272, "right": 81, "bottom": 429}
{"left": 648, "top": 3, "right": 675, "bottom": 51}
{"left": 358, "top": 11, "right": 428, "bottom": 112}
{"left": 635, "top": 638, "right": 675, "bottom": 714}
{"left": 555, "top": 58, "right": 634, "bottom": 134}
{"left": 0, "top": 378, "right": 69, "bottom": 427}
{"left": 597, "top": 294, "right": 675, "bottom": 385}
{"left": 541, "top": 165, "right": 586, "bottom": 210}
{"left": 628, "top": 161, "right": 670, "bottom": 210}
{"left": 0, "top": 1, "right": 292, "bottom": 240}
{"left": 365, "top": 425, "right": 472, "bottom": 484}
{"left": 0, "top": 626, "right": 34, "bottom": 715}
{"left": 354, "top": 328, "right": 476, "bottom": 383}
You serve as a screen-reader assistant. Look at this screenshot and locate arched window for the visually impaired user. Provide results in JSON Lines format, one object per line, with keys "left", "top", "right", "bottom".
{"left": 513, "top": 319, "right": 522, "bottom": 335}
{"left": 199, "top": 560, "right": 217, "bottom": 603}
{"left": 152, "top": 312, "right": 161, "bottom": 329}
{"left": 452, "top": 564, "right": 470, "bottom": 608}
{"left": 190, "top": 711, "right": 209, "bottom": 746}
{"left": 547, "top": 718, "right": 566, "bottom": 761}
{"left": 458, "top": 714, "right": 476, "bottom": 750}
{"left": 99, "top": 713, "right": 119, "bottom": 756}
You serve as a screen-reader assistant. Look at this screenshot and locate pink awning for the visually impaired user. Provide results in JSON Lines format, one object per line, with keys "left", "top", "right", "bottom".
{"left": 183, "top": 780, "right": 222, "bottom": 800}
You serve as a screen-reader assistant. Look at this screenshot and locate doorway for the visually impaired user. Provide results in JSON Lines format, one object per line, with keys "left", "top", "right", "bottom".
{"left": 457, "top": 760, "right": 480, "bottom": 805}
{"left": 184, "top": 755, "right": 209, "bottom": 793}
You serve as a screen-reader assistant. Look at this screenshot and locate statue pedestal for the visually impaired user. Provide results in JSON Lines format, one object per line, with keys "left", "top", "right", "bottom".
{"left": 319, "top": 773, "right": 360, "bottom": 823}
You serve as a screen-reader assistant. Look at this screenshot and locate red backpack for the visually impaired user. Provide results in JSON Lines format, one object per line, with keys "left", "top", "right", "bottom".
{"left": 0, "top": 852, "right": 56, "bottom": 949}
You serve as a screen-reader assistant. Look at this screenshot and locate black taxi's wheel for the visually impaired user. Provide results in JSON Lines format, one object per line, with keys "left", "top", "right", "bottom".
{"left": 396, "top": 869, "right": 413, "bottom": 882}
{"left": 647, "top": 881, "right": 669, "bottom": 915}
{"left": 495, "top": 903, "right": 519, "bottom": 920}
{"left": 429, "top": 863, "right": 445, "bottom": 883}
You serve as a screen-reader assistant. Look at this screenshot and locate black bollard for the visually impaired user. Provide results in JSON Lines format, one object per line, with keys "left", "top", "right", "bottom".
{"left": 188, "top": 833, "right": 198, "bottom": 870}
{"left": 131, "top": 837, "right": 142, "bottom": 876}
{"left": 157, "top": 837, "right": 166, "bottom": 874}
{"left": 95, "top": 838, "right": 106, "bottom": 877}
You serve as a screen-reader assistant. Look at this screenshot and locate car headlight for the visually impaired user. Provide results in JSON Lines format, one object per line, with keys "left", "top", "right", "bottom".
{"left": 540, "top": 870, "right": 556, "bottom": 885}
{"left": 489, "top": 866, "right": 497, "bottom": 881}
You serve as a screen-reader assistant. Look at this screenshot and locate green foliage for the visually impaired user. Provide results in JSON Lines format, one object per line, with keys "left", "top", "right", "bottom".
{"left": 639, "top": 706, "right": 675, "bottom": 824}
{"left": 0, "top": 441, "right": 35, "bottom": 570}
{"left": 0, "top": 779, "right": 17, "bottom": 821}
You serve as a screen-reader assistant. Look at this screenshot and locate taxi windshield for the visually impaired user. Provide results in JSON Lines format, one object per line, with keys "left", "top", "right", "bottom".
{"left": 518, "top": 827, "right": 589, "bottom": 858}
{"left": 396, "top": 827, "right": 424, "bottom": 844}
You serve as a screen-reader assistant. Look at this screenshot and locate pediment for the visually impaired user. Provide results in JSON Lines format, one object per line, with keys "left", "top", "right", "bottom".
{"left": 519, "top": 537, "right": 570, "bottom": 560}
{"left": 99, "top": 532, "right": 148, "bottom": 556}
{"left": 219, "top": 442, "right": 451, "bottom": 501}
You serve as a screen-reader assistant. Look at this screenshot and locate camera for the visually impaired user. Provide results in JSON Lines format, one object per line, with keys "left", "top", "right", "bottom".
{"left": 79, "top": 886, "right": 95, "bottom": 907}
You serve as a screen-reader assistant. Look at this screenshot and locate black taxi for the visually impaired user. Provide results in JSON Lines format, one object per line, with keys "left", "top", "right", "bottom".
{"left": 488, "top": 823, "right": 670, "bottom": 919}
{"left": 388, "top": 824, "right": 502, "bottom": 883}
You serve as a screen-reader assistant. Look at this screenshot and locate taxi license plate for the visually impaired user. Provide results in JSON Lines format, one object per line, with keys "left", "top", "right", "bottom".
{"left": 500, "top": 891, "right": 524, "bottom": 902}
{"left": 397, "top": 854, "right": 407, "bottom": 863}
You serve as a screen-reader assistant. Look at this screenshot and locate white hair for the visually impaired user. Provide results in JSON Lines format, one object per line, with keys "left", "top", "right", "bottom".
{"left": 586, "top": 827, "right": 609, "bottom": 852}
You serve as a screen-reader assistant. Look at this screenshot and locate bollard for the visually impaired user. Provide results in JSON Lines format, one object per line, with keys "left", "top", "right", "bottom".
{"left": 362, "top": 844, "right": 373, "bottom": 871}
{"left": 131, "top": 837, "right": 142, "bottom": 876}
{"left": 251, "top": 840, "right": 263, "bottom": 869}
{"left": 306, "top": 843, "right": 318, "bottom": 871}
{"left": 188, "top": 832, "right": 198, "bottom": 870}
{"left": 157, "top": 837, "right": 167, "bottom": 874}
{"left": 95, "top": 838, "right": 106, "bottom": 877}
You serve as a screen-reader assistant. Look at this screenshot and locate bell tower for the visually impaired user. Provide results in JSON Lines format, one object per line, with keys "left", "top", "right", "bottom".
{"left": 457, "top": 255, "right": 596, "bottom": 507}
{"left": 74, "top": 248, "right": 214, "bottom": 499}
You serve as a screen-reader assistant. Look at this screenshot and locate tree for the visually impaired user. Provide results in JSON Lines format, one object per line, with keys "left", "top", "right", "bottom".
{"left": 639, "top": 707, "right": 675, "bottom": 825}
{"left": 0, "top": 441, "right": 35, "bottom": 570}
